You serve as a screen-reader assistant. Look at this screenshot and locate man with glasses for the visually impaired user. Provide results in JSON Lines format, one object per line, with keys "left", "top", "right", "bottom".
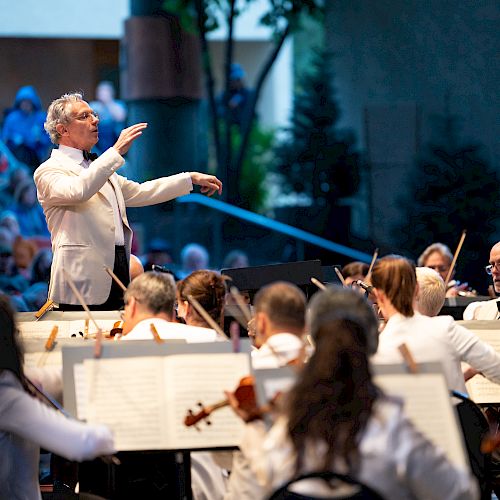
{"left": 34, "top": 92, "right": 222, "bottom": 310}
{"left": 463, "top": 242, "right": 500, "bottom": 320}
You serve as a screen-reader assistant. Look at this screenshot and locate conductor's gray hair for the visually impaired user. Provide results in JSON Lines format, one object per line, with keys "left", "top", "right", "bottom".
{"left": 124, "top": 271, "right": 176, "bottom": 317}
{"left": 44, "top": 92, "right": 84, "bottom": 144}
{"left": 415, "top": 267, "right": 446, "bottom": 317}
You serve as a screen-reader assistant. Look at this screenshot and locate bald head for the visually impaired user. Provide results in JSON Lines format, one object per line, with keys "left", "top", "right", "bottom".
{"left": 489, "top": 242, "right": 500, "bottom": 293}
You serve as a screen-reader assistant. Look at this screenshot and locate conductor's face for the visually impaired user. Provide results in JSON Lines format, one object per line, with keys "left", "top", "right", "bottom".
{"left": 57, "top": 100, "right": 99, "bottom": 151}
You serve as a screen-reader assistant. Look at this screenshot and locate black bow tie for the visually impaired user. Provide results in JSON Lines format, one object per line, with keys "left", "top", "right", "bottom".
{"left": 82, "top": 150, "right": 98, "bottom": 162}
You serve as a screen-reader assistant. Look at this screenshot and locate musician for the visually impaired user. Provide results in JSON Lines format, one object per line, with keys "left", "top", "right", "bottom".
{"left": 341, "top": 261, "right": 369, "bottom": 287}
{"left": 0, "top": 294, "right": 115, "bottom": 498}
{"left": 228, "top": 286, "right": 478, "bottom": 499}
{"left": 225, "top": 282, "right": 307, "bottom": 500}
{"left": 463, "top": 241, "right": 500, "bottom": 320}
{"left": 415, "top": 266, "right": 446, "bottom": 317}
{"left": 34, "top": 92, "right": 222, "bottom": 310}
{"left": 417, "top": 242, "right": 468, "bottom": 297}
{"left": 371, "top": 255, "right": 500, "bottom": 395}
{"left": 120, "top": 271, "right": 219, "bottom": 342}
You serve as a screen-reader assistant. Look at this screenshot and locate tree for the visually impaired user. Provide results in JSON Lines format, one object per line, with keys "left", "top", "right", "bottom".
{"left": 396, "top": 114, "right": 500, "bottom": 293}
{"left": 162, "top": 0, "right": 323, "bottom": 205}
{"left": 273, "top": 47, "right": 361, "bottom": 241}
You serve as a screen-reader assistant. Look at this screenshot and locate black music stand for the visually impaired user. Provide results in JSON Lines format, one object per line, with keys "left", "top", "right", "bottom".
{"left": 221, "top": 260, "right": 325, "bottom": 302}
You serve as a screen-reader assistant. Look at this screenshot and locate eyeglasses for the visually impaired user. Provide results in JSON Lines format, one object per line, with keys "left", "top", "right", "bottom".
{"left": 73, "top": 111, "right": 99, "bottom": 121}
{"left": 485, "top": 262, "right": 500, "bottom": 275}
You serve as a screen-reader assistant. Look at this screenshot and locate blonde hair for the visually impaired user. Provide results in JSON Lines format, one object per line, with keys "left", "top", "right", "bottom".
{"left": 415, "top": 267, "right": 446, "bottom": 317}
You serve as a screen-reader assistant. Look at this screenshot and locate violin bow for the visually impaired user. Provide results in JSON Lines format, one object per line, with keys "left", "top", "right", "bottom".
{"left": 398, "top": 343, "right": 418, "bottom": 374}
{"left": 333, "top": 267, "right": 347, "bottom": 287}
{"left": 311, "top": 277, "right": 327, "bottom": 290}
{"left": 186, "top": 294, "right": 230, "bottom": 340}
{"left": 37, "top": 325, "right": 59, "bottom": 368}
{"left": 229, "top": 286, "right": 253, "bottom": 324}
{"left": 104, "top": 266, "right": 127, "bottom": 292}
{"left": 62, "top": 269, "right": 103, "bottom": 358}
{"left": 445, "top": 230, "right": 467, "bottom": 287}
{"left": 365, "top": 248, "right": 379, "bottom": 283}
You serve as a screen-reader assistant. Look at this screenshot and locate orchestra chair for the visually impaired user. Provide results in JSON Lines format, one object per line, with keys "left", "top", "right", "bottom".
{"left": 451, "top": 390, "right": 492, "bottom": 500}
{"left": 267, "top": 471, "right": 384, "bottom": 500}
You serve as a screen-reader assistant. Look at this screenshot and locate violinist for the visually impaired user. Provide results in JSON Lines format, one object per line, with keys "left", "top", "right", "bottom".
{"left": 463, "top": 241, "right": 500, "bottom": 320}
{"left": 119, "top": 271, "right": 220, "bottom": 342}
{"left": 224, "top": 282, "right": 307, "bottom": 500}
{"left": 227, "top": 286, "right": 478, "bottom": 499}
{"left": 34, "top": 91, "right": 222, "bottom": 311}
{"left": 417, "top": 242, "right": 470, "bottom": 297}
{"left": 415, "top": 266, "right": 446, "bottom": 317}
{"left": 0, "top": 294, "right": 115, "bottom": 499}
{"left": 371, "top": 255, "right": 500, "bottom": 395}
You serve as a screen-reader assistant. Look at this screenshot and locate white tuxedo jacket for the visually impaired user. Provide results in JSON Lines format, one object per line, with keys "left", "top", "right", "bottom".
{"left": 34, "top": 147, "right": 192, "bottom": 305}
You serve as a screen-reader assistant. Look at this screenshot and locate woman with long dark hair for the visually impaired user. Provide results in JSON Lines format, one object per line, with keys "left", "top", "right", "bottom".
{"left": 371, "top": 255, "right": 500, "bottom": 394}
{"left": 0, "top": 294, "right": 115, "bottom": 499}
{"left": 233, "top": 287, "right": 477, "bottom": 499}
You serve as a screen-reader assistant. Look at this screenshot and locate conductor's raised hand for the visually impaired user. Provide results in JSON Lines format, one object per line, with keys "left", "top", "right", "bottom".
{"left": 190, "top": 172, "right": 223, "bottom": 197}
{"left": 113, "top": 123, "right": 148, "bottom": 156}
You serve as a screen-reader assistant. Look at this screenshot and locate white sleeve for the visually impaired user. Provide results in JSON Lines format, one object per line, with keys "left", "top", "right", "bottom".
{"left": 34, "top": 148, "right": 124, "bottom": 206}
{"left": 0, "top": 373, "right": 115, "bottom": 462}
{"left": 448, "top": 321, "right": 500, "bottom": 384}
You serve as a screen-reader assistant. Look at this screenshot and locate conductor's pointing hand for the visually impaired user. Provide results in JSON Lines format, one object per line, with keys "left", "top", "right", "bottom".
{"left": 113, "top": 123, "right": 148, "bottom": 156}
{"left": 190, "top": 172, "right": 223, "bottom": 197}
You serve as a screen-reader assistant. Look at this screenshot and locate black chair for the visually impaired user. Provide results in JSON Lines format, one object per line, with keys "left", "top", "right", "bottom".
{"left": 267, "top": 471, "right": 384, "bottom": 500}
{"left": 451, "top": 390, "right": 492, "bottom": 500}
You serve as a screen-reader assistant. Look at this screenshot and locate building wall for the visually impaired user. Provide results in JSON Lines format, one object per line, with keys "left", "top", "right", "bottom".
{"left": 325, "top": 0, "right": 499, "bottom": 246}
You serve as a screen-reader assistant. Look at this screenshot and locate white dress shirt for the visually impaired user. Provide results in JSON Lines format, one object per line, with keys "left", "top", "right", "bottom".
{"left": 238, "top": 397, "right": 478, "bottom": 500}
{"left": 373, "top": 312, "right": 500, "bottom": 394}
{"left": 463, "top": 298, "right": 500, "bottom": 320}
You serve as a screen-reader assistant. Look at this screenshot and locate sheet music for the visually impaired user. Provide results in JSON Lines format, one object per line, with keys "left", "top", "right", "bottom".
{"left": 19, "top": 319, "right": 120, "bottom": 339}
{"left": 74, "top": 364, "right": 87, "bottom": 420}
{"left": 375, "top": 373, "right": 467, "bottom": 468}
{"left": 164, "top": 353, "right": 249, "bottom": 449}
{"left": 463, "top": 329, "right": 500, "bottom": 403}
{"left": 24, "top": 350, "right": 62, "bottom": 368}
{"left": 83, "top": 353, "right": 250, "bottom": 451}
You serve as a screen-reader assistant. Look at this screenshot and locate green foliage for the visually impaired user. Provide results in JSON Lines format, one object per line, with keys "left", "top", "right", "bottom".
{"left": 396, "top": 117, "right": 500, "bottom": 292}
{"left": 228, "top": 123, "right": 274, "bottom": 213}
{"left": 274, "top": 47, "right": 361, "bottom": 203}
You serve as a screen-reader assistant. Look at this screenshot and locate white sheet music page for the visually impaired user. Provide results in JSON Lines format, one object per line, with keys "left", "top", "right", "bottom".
{"left": 84, "top": 356, "right": 167, "bottom": 451}
{"left": 375, "top": 372, "right": 468, "bottom": 468}
{"left": 165, "top": 352, "right": 250, "bottom": 449}
{"left": 19, "top": 321, "right": 71, "bottom": 339}
{"left": 465, "top": 329, "right": 500, "bottom": 403}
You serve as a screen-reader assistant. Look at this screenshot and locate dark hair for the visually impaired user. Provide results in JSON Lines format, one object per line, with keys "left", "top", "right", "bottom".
{"left": 0, "top": 294, "right": 26, "bottom": 386}
{"left": 177, "top": 270, "right": 228, "bottom": 327}
{"left": 253, "top": 281, "right": 306, "bottom": 331}
{"left": 341, "top": 261, "right": 369, "bottom": 279}
{"left": 287, "top": 312, "right": 378, "bottom": 474}
{"left": 371, "top": 255, "right": 416, "bottom": 317}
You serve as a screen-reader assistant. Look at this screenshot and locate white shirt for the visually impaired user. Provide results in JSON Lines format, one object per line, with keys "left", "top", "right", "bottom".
{"left": 373, "top": 312, "right": 500, "bottom": 394}
{"left": 463, "top": 298, "right": 500, "bottom": 320}
{"left": 0, "top": 370, "right": 115, "bottom": 500}
{"left": 121, "top": 317, "right": 219, "bottom": 343}
{"left": 251, "top": 333, "right": 304, "bottom": 369}
{"left": 58, "top": 144, "right": 125, "bottom": 245}
{"left": 238, "top": 397, "right": 478, "bottom": 500}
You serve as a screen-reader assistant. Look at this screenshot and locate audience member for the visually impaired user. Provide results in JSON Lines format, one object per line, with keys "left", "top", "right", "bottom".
{"left": 1, "top": 165, "right": 30, "bottom": 210}
{"left": 0, "top": 210, "right": 21, "bottom": 239}
{"left": 11, "top": 179, "right": 49, "bottom": 238}
{"left": 2, "top": 86, "right": 51, "bottom": 168}
{"left": 222, "top": 249, "right": 249, "bottom": 270}
{"left": 178, "top": 243, "right": 210, "bottom": 279}
{"left": 89, "top": 81, "right": 127, "bottom": 153}
{"left": 0, "top": 244, "right": 29, "bottom": 295}
{"left": 12, "top": 236, "right": 38, "bottom": 279}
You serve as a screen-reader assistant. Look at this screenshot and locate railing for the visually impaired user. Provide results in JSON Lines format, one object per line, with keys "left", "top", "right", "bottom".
{"left": 176, "top": 194, "right": 372, "bottom": 263}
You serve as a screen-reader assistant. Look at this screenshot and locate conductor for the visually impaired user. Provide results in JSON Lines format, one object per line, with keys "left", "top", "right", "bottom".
{"left": 34, "top": 92, "right": 222, "bottom": 310}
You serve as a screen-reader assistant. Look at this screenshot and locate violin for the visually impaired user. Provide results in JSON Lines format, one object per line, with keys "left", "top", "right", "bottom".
{"left": 184, "top": 375, "right": 261, "bottom": 427}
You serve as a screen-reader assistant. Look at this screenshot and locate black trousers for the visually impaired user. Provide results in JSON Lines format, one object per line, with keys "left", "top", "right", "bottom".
{"left": 57, "top": 246, "right": 130, "bottom": 311}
